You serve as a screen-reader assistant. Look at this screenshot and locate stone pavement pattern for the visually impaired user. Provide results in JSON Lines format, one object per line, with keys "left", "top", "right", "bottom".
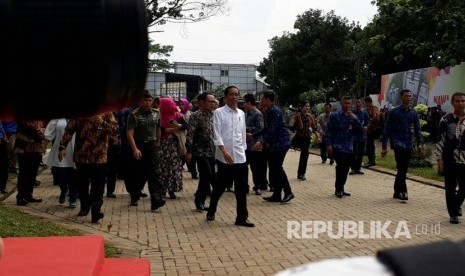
{"left": 3, "top": 150, "right": 465, "bottom": 276}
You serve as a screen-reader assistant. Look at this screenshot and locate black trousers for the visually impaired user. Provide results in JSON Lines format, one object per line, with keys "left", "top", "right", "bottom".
{"left": 194, "top": 156, "right": 216, "bottom": 204}
{"left": 125, "top": 141, "right": 163, "bottom": 201}
{"left": 297, "top": 140, "right": 310, "bottom": 176}
{"left": 75, "top": 163, "right": 106, "bottom": 214}
{"left": 366, "top": 131, "right": 378, "bottom": 164}
{"left": 16, "top": 152, "right": 41, "bottom": 201}
{"left": 246, "top": 150, "right": 268, "bottom": 190}
{"left": 333, "top": 150, "right": 353, "bottom": 192}
{"left": 444, "top": 163, "right": 465, "bottom": 217}
{"left": 351, "top": 141, "right": 366, "bottom": 171}
{"left": 105, "top": 144, "right": 119, "bottom": 195}
{"left": 320, "top": 140, "right": 333, "bottom": 162}
{"left": 393, "top": 148, "right": 412, "bottom": 194}
{"left": 269, "top": 149, "right": 292, "bottom": 198}
{"left": 208, "top": 161, "right": 248, "bottom": 222}
{"left": 0, "top": 141, "right": 9, "bottom": 190}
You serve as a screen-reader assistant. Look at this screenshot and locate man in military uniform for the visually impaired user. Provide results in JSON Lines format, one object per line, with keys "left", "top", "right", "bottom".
{"left": 126, "top": 91, "right": 165, "bottom": 211}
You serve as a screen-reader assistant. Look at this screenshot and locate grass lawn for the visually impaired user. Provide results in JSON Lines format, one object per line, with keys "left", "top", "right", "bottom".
{"left": 0, "top": 204, "right": 120, "bottom": 258}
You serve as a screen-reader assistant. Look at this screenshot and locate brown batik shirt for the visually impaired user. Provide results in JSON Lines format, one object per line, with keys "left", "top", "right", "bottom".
{"left": 60, "top": 113, "right": 118, "bottom": 164}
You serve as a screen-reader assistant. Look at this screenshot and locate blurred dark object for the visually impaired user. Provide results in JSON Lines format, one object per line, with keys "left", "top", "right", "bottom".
{"left": 0, "top": 0, "right": 148, "bottom": 120}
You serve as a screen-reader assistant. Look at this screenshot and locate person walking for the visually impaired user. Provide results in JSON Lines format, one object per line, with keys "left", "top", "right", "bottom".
{"left": 126, "top": 90, "right": 166, "bottom": 210}
{"left": 325, "top": 96, "right": 362, "bottom": 198}
{"left": 363, "top": 96, "right": 380, "bottom": 168}
{"left": 14, "top": 120, "right": 46, "bottom": 206}
{"left": 159, "top": 97, "right": 188, "bottom": 200}
{"left": 317, "top": 103, "right": 334, "bottom": 164}
{"left": 206, "top": 86, "right": 255, "bottom": 227}
{"left": 0, "top": 122, "right": 8, "bottom": 194}
{"left": 59, "top": 113, "right": 118, "bottom": 223}
{"left": 293, "top": 101, "right": 317, "bottom": 180}
{"left": 44, "top": 118, "right": 78, "bottom": 208}
{"left": 435, "top": 92, "right": 465, "bottom": 224}
{"left": 255, "top": 91, "right": 294, "bottom": 204}
{"left": 349, "top": 98, "right": 370, "bottom": 175}
{"left": 186, "top": 93, "right": 216, "bottom": 211}
{"left": 382, "top": 89, "right": 423, "bottom": 201}
{"left": 243, "top": 93, "right": 266, "bottom": 194}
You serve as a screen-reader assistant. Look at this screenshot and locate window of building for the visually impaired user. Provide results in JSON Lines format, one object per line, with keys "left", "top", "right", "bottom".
{"left": 220, "top": 70, "right": 229, "bottom": 77}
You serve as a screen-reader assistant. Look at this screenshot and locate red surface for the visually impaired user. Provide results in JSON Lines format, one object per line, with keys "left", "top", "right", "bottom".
{"left": 0, "top": 235, "right": 104, "bottom": 276}
{"left": 100, "top": 258, "right": 150, "bottom": 276}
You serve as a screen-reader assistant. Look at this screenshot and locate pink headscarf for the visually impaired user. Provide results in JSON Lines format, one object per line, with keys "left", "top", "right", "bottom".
{"left": 159, "top": 98, "right": 183, "bottom": 128}
{"left": 179, "top": 98, "right": 189, "bottom": 114}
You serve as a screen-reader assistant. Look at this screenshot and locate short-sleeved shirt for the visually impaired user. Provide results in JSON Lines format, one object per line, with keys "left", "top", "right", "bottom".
{"left": 127, "top": 107, "right": 160, "bottom": 143}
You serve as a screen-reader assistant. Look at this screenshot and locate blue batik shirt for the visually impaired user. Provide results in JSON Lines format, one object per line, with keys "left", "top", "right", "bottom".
{"left": 352, "top": 108, "right": 370, "bottom": 142}
{"left": 262, "top": 104, "right": 290, "bottom": 151}
{"left": 245, "top": 107, "right": 264, "bottom": 150}
{"left": 382, "top": 105, "right": 423, "bottom": 150}
{"left": 325, "top": 110, "right": 362, "bottom": 153}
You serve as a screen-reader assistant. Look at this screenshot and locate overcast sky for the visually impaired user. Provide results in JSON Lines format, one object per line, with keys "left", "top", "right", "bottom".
{"left": 150, "top": 0, "right": 378, "bottom": 65}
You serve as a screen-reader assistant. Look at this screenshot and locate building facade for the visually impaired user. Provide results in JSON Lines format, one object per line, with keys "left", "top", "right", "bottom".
{"left": 173, "top": 62, "right": 268, "bottom": 94}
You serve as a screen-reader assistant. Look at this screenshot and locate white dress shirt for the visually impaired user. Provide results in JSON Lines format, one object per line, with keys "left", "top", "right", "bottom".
{"left": 213, "top": 105, "right": 247, "bottom": 164}
{"left": 44, "top": 118, "right": 75, "bottom": 168}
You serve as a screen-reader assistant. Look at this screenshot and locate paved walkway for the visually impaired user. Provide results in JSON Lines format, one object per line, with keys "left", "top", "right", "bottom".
{"left": 2, "top": 150, "right": 465, "bottom": 276}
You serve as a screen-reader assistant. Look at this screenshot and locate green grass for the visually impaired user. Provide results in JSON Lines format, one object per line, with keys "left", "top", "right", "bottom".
{"left": 0, "top": 204, "right": 120, "bottom": 258}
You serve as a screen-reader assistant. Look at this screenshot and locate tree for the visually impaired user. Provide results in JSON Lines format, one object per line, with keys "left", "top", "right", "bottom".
{"left": 145, "top": 0, "right": 230, "bottom": 27}
{"left": 367, "top": 0, "right": 465, "bottom": 72}
{"left": 257, "top": 10, "right": 361, "bottom": 104}
{"left": 145, "top": 0, "right": 230, "bottom": 72}
{"left": 148, "top": 40, "right": 173, "bottom": 72}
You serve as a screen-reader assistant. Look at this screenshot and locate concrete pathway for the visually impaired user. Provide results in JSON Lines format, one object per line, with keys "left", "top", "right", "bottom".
{"left": 2, "top": 150, "right": 464, "bottom": 276}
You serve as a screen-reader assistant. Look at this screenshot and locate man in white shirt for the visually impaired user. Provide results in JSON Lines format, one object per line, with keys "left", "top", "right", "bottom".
{"left": 206, "top": 86, "right": 255, "bottom": 227}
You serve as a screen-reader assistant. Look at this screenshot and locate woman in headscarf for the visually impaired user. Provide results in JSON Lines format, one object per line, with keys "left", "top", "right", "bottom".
{"left": 159, "top": 97, "right": 188, "bottom": 199}
{"left": 178, "top": 98, "right": 198, "bottom": 179}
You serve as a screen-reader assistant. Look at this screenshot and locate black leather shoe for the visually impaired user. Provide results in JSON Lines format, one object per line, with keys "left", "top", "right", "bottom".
{"left": 263, "top": 196, "right": 281, "bottom": 202}
{"left": 226, "top": 188, "right": 234, "bottom": 193}
{"left": 235, "top": 220, "right": 255, "bottom": 227}
{"left": 393, "top": 192, "right": 402, "bottom": 199}
{"left": 151, "top": 199, "right": 166, "bottom": 211}
{"left": 16, "top": 199, "right": 28, "bottom": 206}
{"left": 130, "top": 199, "right": 138, "bottom": 206}
{"left": 78, "top": 209, "right": 89, "bottom": 216}
{"left": 168, "top": 191, "right": 176, "bottom": 199}
{"left": 140, "top": 192, "right": 148, "bottom": 198}
{"left": 349, "top": 170, "right": 355, "bottom": 175}
{"left": 206, "top": 213, "right": 215, "bottom": 221}
{"left": 281, "top": 193, "right": 295, "bottom": 203}
{"left": 400, "top": 193, "right": 408, "bottom": 200}
{"left": 106, "top": 193, "right": 116, "bottom": 198}
{"left": 355, "top": 171, "right": 364, "bottom": 175}
{"left": 335, "top": 191, "right": 343, "bottom": 198}
{"left": 342, "top": 191, "right": 351, "bottom": 196}
{"left": 27, "top": 197, "right": 42, "bottom": 203}
{"left": 195, "top": 201, "right": 208, "bottom": 211}
{"left": 458, "top": 208, "right": 463, "bottom": 217}
{"left": 297, "top": 175, "right": 306, "bottom": 180}
{"left": 450, "top": 216, "right": 459, "bottom": 224}
{"left": 363, "top": 162, "right": 376, "bottom": 168}
{"left": 329, "top": 160, "right": 334, "bottom": 165}
{"left": 91, "top": 212, "right": 104, "bottom": 223}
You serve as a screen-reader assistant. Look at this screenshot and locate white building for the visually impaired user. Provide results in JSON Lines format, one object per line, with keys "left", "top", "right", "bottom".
{"left": 173, "top": 62, "right": 268, "bottom": 94}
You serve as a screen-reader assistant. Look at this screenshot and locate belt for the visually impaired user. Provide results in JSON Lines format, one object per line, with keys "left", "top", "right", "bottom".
{"left": 137, "top": 139, "right": 156, "bottom": 144}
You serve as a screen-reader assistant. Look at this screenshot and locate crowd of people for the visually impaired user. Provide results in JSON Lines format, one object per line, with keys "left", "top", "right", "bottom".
{"left": 0, "top": 88, "right": 464, "bottom": 226}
